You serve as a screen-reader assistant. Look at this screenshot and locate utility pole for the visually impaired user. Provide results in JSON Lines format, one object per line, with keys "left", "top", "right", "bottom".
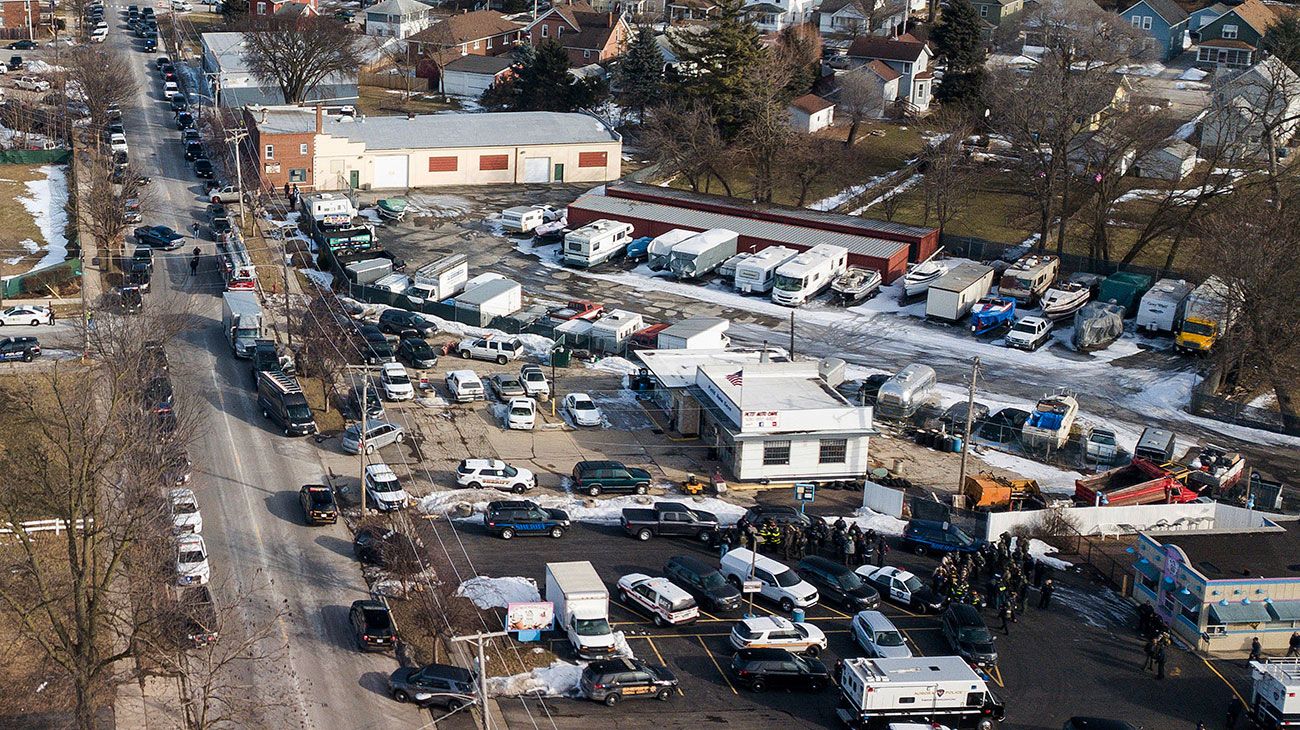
{"left": 346, "top": 364, "right": 372, "bottom": 513}
{"left": 450, "top": 630, "right": 509, "bottom": 730}
{"left": 224, "top": 127, "right": 249, "bottom": 226}
{"left": 788, "top": 311, "right": 795, "bottom": 359}
{"left": 956, "top": 356, "right": 980, "bottom": 496}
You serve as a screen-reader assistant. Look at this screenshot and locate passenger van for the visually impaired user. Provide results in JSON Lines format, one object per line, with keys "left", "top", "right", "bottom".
{"left": 719, "top": 548, "right": 818, "bottom": 613}
{"left": 256, "top": 370, "right": 316, "bottom": 436}
{"left": 444, "top": 369, "right": 485, "bottom": 403}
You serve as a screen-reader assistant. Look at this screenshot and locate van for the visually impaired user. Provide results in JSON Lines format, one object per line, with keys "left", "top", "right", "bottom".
{"left": 615, "top": 574, "right": 698, "bottom": 626}
{"left": 256, "top": 370, "right": 316, "bottom": 436}
{"left": 1134, "top": 427, "right": 1177, "bottom": 463}
{"left": 719, "top": 548, "right": 818, "bottom": 613}
{"left": 444, "top": 369, "right": 485, "bottom": 403}
{"left": 172, "top": 0, "right": 193, "bottom": 10}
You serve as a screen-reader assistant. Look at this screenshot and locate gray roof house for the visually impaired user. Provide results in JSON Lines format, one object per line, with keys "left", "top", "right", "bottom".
{"left": 201, "top": 32, "right": 358, "bottom": 108}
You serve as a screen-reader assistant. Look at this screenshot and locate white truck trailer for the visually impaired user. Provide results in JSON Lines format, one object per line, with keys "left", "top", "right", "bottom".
{"left": 562, "top": 220, "right": 635, "bottom": 269}
{"left": 221, "top": 291, "right": 264, "bottom": 359}
{"left": 405, "top": 254, "right": 469, "bottom": 303}
{"left": 667, "top": 229, "right": 739, "bottom": 280}
{"left": 646, "top": 229, "right": 697, "bottom": 270}
{"left": 1251, "top": 658, "right": 1300, "bottom": 728}
{"left": 545, "top": 561, "right": 617, "bottom": 660}
{"left": 771, "top": 244, "right": 849, "bottom": 306}
{"left": 734, "top": 245, "right": 799, "bottom": 294}
{"left": 835, "top": 656, "right": 1005, "bottom": 730}
{"left": 1136, "top": 278, "right": 1193, "bottom": 333}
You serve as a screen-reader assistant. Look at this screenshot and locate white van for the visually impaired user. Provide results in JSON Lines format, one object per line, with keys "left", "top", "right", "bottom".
{"left": 172, "top": 0, "right": 194, "bottom": 10}
{"left": 444, "top": 369, "right": 485, "bottom": 403}
{"left": 616, "top": 573, "right": 698, "bottom": 627}
{"left": 718, "top": 548, "right": 819, "bottom": 613}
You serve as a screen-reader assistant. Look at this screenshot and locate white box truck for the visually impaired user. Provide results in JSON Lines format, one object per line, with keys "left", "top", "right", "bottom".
{"left": 545, "top": 561, "right": 617, "bottom": 660}
{"left": 667, "top": 229, "right": 739, "bottom": 280}
{"left": 563, "top": 220, "right": 635, "bottom": 268}
{"left": 735, "top": 245, "right": 799, "bottom": 293}
{"left": 1136, "top": 278, "right": 1192, "bottom": 333}
{"left": 1251, "top": 659, "right": 1300, "bottom": 728}
{"left": 221, "top": 291, "right": 263, "bottom": 359}
{"left": 926, "top": 262, "right": 996, "bottom": 322}
{"left": 835, "top": 656, "right": 1005, "bottom": 730}
{"left": 405, "top": 254, "right": 469, "bottom": 303}
{"left": 771, "top": 244, "right": 849, "bottom": 306}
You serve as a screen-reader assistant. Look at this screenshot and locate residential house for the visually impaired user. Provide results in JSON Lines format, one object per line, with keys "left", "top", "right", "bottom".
{"left": 789, "top": 93, "right": 835, "bottom": 132}
{"left": 1119, "top": 0, "right": 1189, "bottom": 60}
{"left": 589, "top": 0, "right": 664, "bottom": 19}
{"left": 971, "top": 0, "right": 1022, "bottom": 29}
{"left": 1196, "top": 0, "right": 1274, "bottom": 69}
{"left": 1, "top": 0, "right": 42, "bottom": 38}
{"left": 847, "top": 61, "right": 902, "bottom": 118}
{"left": 249, "top": 0, "right": 317, "bottom": 18}
{"left": 406, "top": 11, "right": 525, "bottom": 83}
{"left": 847, "top": 33, "right": 933, "bottom": 115}
{"left": 364, "top": 0, "right": 433, "bottom": 38}
{"left": 441, "top": 54, "right": 515, "bottom": 97}
{"left": 1134, "top": 139, "right": 1197, "bottom": 180}
{"left": 523, "top": 2, "right": 632, "bottom": 65}
{"left": 1075, "top": 76, "right": 1132, "bottom": 133}
{"left": 1189, "top": 2, "right": 1229, "bottom": 42}
{"left": 740, "top": 0, "right": 815, "bottom": 33}
{"left": 201, "top": 32, "right": 358, "bottom": 107}
{"left": 1200, "top": 57, "right": 1300, "bottom": 159}
{"left": 667, "top": 0, "right": 718, "bottom": 22}
{"left": 817, "top": 0, "right": 870, "bottom": 37}
{"left": 244, "top": 105, "right": 318, "bottom": 190}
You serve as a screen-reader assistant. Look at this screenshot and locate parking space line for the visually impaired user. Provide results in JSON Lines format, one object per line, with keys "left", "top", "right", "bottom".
{"left": 989, "top": 665, "right": 1004, "bottom": 688}
{"left": 1202, "top": 657, "right": 1247, "bottom": 704}
{"left": 695, "top": 636, "right": 739, "bottom": 696}
{"left": 637, "top": 636, "right": 685, "bottom": 697}
{"left": 897, "top": 626, "right": 924, "bottom": 656}
{"left": 819, "top": 605, "right": 853, "bottom": 619}
{"left": 611, "top": 599, "right": 655, "bottom": 624}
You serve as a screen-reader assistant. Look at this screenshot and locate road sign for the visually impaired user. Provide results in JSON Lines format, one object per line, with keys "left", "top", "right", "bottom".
{"left": 742, "top": 580, "right": 763, "bottom": 594}
{"left": 794, "top": 482, "right": 815, "bottom": 503}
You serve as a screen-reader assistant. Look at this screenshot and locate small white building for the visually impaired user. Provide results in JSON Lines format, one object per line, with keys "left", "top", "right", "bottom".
{"left": 789, "top": 93, "right": 836, "bottom": 133}
{"left": 657, "top": 316, "right": 730, "bottom": 350}
{"left": 442, "top": 55, "right": 515, "bottom": 98}
{"left": 364, "top": 0, "right": 433, "bottom": 39}
{"left": 1135, "top": 140, "right": 1197, "bottom": 180}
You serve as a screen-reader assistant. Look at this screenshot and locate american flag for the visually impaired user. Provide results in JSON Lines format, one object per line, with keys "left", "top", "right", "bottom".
{"left": 725, "top": 370, "right": 743, "bottom": 386}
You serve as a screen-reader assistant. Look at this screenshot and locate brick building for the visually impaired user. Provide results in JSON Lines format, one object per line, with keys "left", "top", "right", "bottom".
{"left": 250, "top": 0, "right": 317, "bottom": 19}
{"left": 523, "top": 2, "right": 631, "bottom": 66}
{"left": 1, "top": 0, "right": 42, "bottom": 39}
{"left": 244, "top": 106, "right": 318, "bottom": 190}
{"left": 407, "top": 10, "right": 524, "bottom": 83}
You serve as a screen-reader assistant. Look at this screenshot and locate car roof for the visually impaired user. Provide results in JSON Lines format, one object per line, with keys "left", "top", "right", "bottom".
{"left": 417, "top": 663, "right": 474, "bottom": 682}
{"left": 462, "top": 458, "right": 505, "bottom": 470}
{"left": 854, "top": 610, "right": 896, "bottom": 628}
{"left": 448, "top": 369, "right": 480, "bottom": 379}
{"left": 799, "top": 555, "right": 849, "bottom": 574}
{"left": 488, "top": 500, "right": 537, "bottom": 510}
{"left": 578, "top": 460, "right": 623, "bottom": 469}
{"left": 740, "top": 616, "right": 794, "bottom": 632}
{"left": 351, "top": 599, "right": 389, "bottom": 612}
{"left": 622, "top": 575, "right": 692, "bottom": 601}
{"left": 381, "top": 362, "right": 405, "bottom": 374}
{"left": 365, "top": 463, "right": 397, "bottom": 478}
{"left": 586, "top": 657, "right": 644, "bottom": 674}
{"left": 667, "top": 554, "right": 713, "bottom": 572}
{"left": 177, "top": 534, "right": 205, "bottom": 549}
{"left": 948, "top": 603, "right": 984, "bottom": 623}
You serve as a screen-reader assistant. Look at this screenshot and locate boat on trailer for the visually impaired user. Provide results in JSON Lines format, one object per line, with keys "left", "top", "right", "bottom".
{"left": 902, "top": 248, "right": 949, "bottom": 298}
{"left": 832, "top": 266, "right": 883, "bottom": 304}
{"left": 1041, "top": 281, "right": 1091, "bottom": 320}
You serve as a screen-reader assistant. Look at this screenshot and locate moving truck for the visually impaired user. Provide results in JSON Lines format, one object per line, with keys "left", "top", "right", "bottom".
{"left": 221, "top": 291, "right": 263, "bottom": 358}
{"left": 1176, "top": 276, "right": 1234, "bottom": 353}
{"left": 1074, "top": 458, "right": 1197, "bottom": 506}
{"left": 545, "top": 561, "right": 617, "bottom": 660}
{"left": 406, "top": 254, "right": 469, "bottom": 302}
{"left": 835, "top": 656, "right": 1005, "bottom": 730}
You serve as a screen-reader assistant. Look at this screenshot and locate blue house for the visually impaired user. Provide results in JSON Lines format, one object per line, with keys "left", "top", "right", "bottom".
{"left": 1120, "top": 0, "right": 1190, "bottom": 60}
{"left": 1189, "top": 2, "right": 1230, "bottom": 42}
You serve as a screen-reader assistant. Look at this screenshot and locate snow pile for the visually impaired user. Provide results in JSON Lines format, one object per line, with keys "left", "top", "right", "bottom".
{"left": 15, "top": 165, "right": 69, "bottom": 271}
{"left": 828, "top": 507, "right": 908, "bottom": 536}
{"left": 1115, "top": 61, "right": 1164, "bottom": 77}
{"left": 850, "top": 173, "right": 922, "bottom": 215}
{"left": 517, "top": 333, "right": 555, "bottom": 358}
{"left": 420, "top": 488, "right": 748, "bottom": 525}
{"left": 25, "top": 60, "right": 67, "bottom": 74}
{"left": 973, "top": 448, "right": 1084, "bottom": 494}
{"left": 587, "top": 356, "right": 640, "bottom": 375}
{"left": 455, "top": 576, "right": 541, "bottom": 609}
{"left": 299, "top": 268, "right": 334, "bottom": 289}
{"left": 487, "top": 660, "right": 584, "bottom": 698}
{"left": 1178, "top": 67, "right": 1208, "bottom": 81}
{"left": 1026, "top": 538, "right": 1073, "bottom": 570}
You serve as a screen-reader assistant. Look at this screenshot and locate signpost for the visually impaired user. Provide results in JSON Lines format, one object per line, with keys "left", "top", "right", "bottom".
{"left": 794, "top": 482, "right": 816, "bottom": 514}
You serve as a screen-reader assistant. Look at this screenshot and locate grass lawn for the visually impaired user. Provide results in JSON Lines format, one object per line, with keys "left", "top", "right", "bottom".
{"left": 299, "top": 375, "right": 345, "bottom": 434}
{"left": 0, "top": 165, "right": 54, "bottom": 280}
{"left": 356, "top": 86, "right": 463, "bottom": 117}
{"left": 889, "top": 170, "right": 1037, "bottom": 243}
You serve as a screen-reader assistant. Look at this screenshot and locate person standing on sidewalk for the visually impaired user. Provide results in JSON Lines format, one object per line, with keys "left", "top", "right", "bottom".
{"left": 1287, "top": 631, "right": 1300, "bottom": 657}
{"left": 1143, "top": 638, "right": 1156, "bottom": 671}
{"left": 1155, "top": 644, "right": 1167, "bottom": 679}
{"left": 1250, "top": 637, "right": 1264, "bottom": 661}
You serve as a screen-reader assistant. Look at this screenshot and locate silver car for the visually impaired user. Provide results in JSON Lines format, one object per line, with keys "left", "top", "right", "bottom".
{"left": 851, "top": 610, "right": 912, "bottom": 658}
{"left": 489, "top": 372, "right": 526, "bottom": 399}
{"left": 341, "top": 420, "right": 405, "bottom": 455}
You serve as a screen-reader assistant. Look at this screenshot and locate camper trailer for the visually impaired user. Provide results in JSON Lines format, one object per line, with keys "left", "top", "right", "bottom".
{"left": 998, "top": 254, "right": 1059, "bottom": 304}
{"left": 1136, "top": 279, "right": 1193, "bottom": 333}
{"left": 876, "top": 364, "right": 937, "bottom": 421}
{"left": 668, "top": 229, "right": 739, "bottom": 280}
{"left": 562, "top": 220, "right": 635, "bottom": 269}
{"left": 646, "top": 229, "right": 697, "bottom": 270}
{"left": 770, "top": 244, "right": 849, "bottom": 306}
{"left": 500, "top": 206, "right": 546, "bottom": 233}
{"left": 734, "top": 246, "right": 799, "bottom": 294}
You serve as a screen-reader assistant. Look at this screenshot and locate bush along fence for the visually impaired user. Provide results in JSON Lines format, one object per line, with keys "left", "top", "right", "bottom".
{"left": 1190, "top": 366, "right": 1298, "bottom": 436}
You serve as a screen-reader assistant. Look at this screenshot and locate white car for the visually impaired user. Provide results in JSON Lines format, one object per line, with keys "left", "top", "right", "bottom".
{"left": 456, "top": 335, "right": 522, "bottom": 364}
{"left": 505, "top": 397, "right": 535, "bottom": 430}
{"left": 562, "top": 392, "right": 602, "bottom": 427}
{"left": 175, "top": 534, "right": 210, "bottom": 586}
{"left": 519, "top": 364, "right": 550, "bottom": 399}
{"left": 163, "top": 80, "right": 179, "bottom": 95}
{"left": 445, "top": 369, "right": 485, "bottom": 402}
{"left": 379, "top": 362, "right": 414, "bottom": 401}
{"left": 15, "top": 76, "right": 50, "bottom": 92}
{"left": 616, "top": 573, "right": 698, "bottom": 627}
{"left": 729, "top": 616, "right": 827, "bottom": 656}
{"left": 363, "top": 463, "right": 409, "bottom": 512}
{"left": 0, "top": 305, "right": 53, "bottom": 326}
{"left": 851, "top": 610, "right": 912, "bottom": 658}
{"left": 90, "top": 28, "right": 108, "bottom": 42}
{"left": 169, "top": 488, "right": 202, "bottom": 534}
{"left": 455, "top": 458, "right": 536, "bottom": 493}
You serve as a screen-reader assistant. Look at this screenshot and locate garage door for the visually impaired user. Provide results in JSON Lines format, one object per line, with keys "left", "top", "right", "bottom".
{"left": 522, "top": 156, "right": 551, "bottom": 183}
{"left": 372, "top": 155, "right": 409, "bottom": 189}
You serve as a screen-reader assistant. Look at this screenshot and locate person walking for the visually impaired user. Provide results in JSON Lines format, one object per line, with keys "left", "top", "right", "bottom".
{"left": 999, "top": 604, "right": 1013, "bottom": 636}
{"left": 1250, "top": 637, "right": 1264, "bottom": 661}
{"left": 191, "top": 221, "right": 201, "bottom": 239}
{"left": 1155, "top": 644, "right": 1167, "bottom": 680}
{"left": 1038, "top": 578, "right": 1055, "bottom": 609}
{"left": 189, "top": 256, "right": 199, "bottom": 276}
{"left": 1287, "top": 631, "right": 1300, "bottom": 657}
{"left": 719, "top": 530, "right": 731, "bottom": 558}
{"left": 1143, "top": 638, "right": 1156, "bottom": 671}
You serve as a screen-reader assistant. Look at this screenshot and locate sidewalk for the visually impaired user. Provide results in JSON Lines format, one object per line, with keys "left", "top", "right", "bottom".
{"left": 113, "top": 672, "right": 185, "bottom": 730}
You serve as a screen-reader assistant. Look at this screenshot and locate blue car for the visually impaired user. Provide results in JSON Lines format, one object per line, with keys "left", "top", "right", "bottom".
{"left": 901, "top": 519, "right": 981, "bottom": 555}
{"left": 483, "top": 500, "right": 570, "bottom": 540}
{"left": 625, "top": 236, "right": 652, "bottom": 262}
{"left": 0, "top": 336, "right": 41, "bottom": 362}
{"left": 134, "top": 225, "right": 186, "bottom": 250}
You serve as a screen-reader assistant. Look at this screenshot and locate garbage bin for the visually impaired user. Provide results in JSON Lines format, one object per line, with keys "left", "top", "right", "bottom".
{"left": 792, "top": 608, "right": 806, "bottom": 623}
{"left": 550, "top": 347, "right": 571, "bottom": 368}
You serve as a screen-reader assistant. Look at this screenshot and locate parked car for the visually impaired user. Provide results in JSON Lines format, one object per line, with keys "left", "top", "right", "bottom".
{"left": 397, "top": 337, "right": 438, "bottom": 369}
{"left": 941, "top": 602, "right": 998, "bottom": 667}
{"left": 616, "top": 574, "right": 698, "bottom": 627}
{"left": 348, "top": 385, "right": 384, "bottom": 420}
{"left": 388, "top": 663, "right": 476, "bottom": 709}
{"left": 135, "top": 225, "right": 185, "bottom": 250}
{"left": 737, "top": 505, "right": 823, "bottom": 532}
{"left": 663, "top": 555, "right": 742, "bottom": 613}
{"left": 505, "top": 397, "right": 535, "bottom": 430}
{"left": 456, "top": 335, "right": 522, "bottom": 364}
{"left": 208, "top": 184, "right": 240, "bottom": 204}
{"left": 562, "top": 392, "right": 603, "bottom": 427}
{"left": 298, "top": 484, "right": 338, "bottom": 525}
{"left": 8, "top": 40, "right": 37, "bottom": 50}
{"left": 855, "top": 565, "right": 946, "bottom": 613}
{"left": 455, "top": 458, "right": 535, "bottom": 493}
{"left": 796, "top": 555, "right": 881, "bottom": 611}
{"left": 210, "top": 211, "right": 231, "bottom": 241}
{"left": 444, "top": 369, "right": 485, "bottom": 402}
{"left": 621, "top": 502, "right": 719, "bottom": 542}
{"left": 169, "top": 487, "right": 202, "bottom": 534}
{"left": 123, "top": 198, "right": 142, "bottom": 223}
{"left": 729, "top": 616, "right": 826, "bottom": 655}
{"left": 379, "top": 362, "right": 414, "bottom": 401}
{"left": 1005, "top": 316, "right": 1054, "bottom": 350}
{"left": 578, "top": 658, "right": 677, "bottom": 706}
{"left": 0, "top": 336, "right": 41, "bottom": 362}
{"left": 520, "top": 364, "right": 550, "bottom": 399}
{"left": 353, "top": 525, "right": 418, "bottom": 567}
{"left": 175, "top": 534, "right": 210, "bottom": 586}
{"left": 363, "top": 463, "right": 408, "bottom": 512}
{"left": 571, "top": 460, "right": 651, "bottom": 497}
{"left": 488, "top": 372, "right": 526, "bottom": 399}
{"left": 482, "top": 499, "right": 569, "bottom": 540}
{"left": 729, "top": 648, "right": 830, "bottom": 693}
{"left": 14, "top": 75, "right": 49, "bottom": 91}
{"left": 719, "top": 548, "right": 818, "bottom": 613}
{"left": 6, "top": 56, "right": 22, "bottom": 71}
{"left": 851, "top": 610, "right": 912, "bottom": 658}
{"left": 176, "top": 585, "right": 218, "bottom": 648}
{"left": 902, "top": 519, "right": 981, "bottom": 555}
{"left": 378, "top": 308, "right": 435, "bottom": 336}
{"left": 0, "top": 305, "right": 53, "bottom": 326}
{"left": 341, "top": 420, "right": 404, "bottom": 455}
{"left": 193, "top": 159, "right": 214, "bottom": 179}
{"left": 349, "top": 599, "right": 396, "bottom": 651}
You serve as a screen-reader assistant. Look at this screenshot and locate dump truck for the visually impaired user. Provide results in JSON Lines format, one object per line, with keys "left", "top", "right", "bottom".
{"left": 1074, "top": 458, "right": 1198, "bottom": 506}
{"left": 962, "top": 475, "right": 1043, "bottom": 511}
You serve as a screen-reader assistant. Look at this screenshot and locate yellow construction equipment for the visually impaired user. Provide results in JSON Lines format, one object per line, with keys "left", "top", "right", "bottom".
{"left": 962, "top": 474, "right": 1043, "bottom": 510}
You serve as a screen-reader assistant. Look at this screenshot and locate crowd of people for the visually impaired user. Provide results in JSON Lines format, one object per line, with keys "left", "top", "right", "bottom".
{"left": 724, "top": 516, "right": 889, "bottom": 567}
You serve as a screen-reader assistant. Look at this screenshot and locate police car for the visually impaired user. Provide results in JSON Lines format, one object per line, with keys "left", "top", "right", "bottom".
{"left": 482, "top": 500, "right": 569, "bottom": 540}
{"left": 579, "top": 658, "right": 678, "bottom": 706}
{"left": 455, "top": 458, "right": 536, "bottom": 493}
{"left": 0, "top": 336, "right": 41, "bottom": 362}
{"left": 615, "top": 574, "right": 699, "bottom": 627}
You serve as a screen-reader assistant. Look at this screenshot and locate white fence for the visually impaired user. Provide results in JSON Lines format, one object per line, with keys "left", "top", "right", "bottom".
{"left": 0, "top": 518, "right": 93, "bottom": 537}
{"left": 861, "top": 480, "right": 905, "bottom": 518}
{"left": 979, "top": 502, "right": 1280, "bottom": 541}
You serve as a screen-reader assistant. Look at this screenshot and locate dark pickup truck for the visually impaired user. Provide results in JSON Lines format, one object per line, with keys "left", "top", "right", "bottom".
{"left": 621, "top": 502, "right": 721, "bottom": 542}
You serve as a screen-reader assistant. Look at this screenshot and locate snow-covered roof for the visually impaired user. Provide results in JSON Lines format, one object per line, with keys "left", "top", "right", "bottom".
{"left": 638, "top": 349, "right": 783, "bottom": 389}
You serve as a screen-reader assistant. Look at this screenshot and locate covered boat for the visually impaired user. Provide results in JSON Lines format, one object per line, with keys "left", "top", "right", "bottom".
{"left": 533, "top": 219, "right": 568, "bottom": 242}
{"left": 969, "top": 296, "right": 1016, "bottom": 335}
{"left": 831, "top": 266, "right": 883, "bottom": 304}
{"left": 376, "top": 198, "right": 407, "bottom": 221}
{"left": 1041, "top": 281, "right": 1091, "bottom": 320}
{"left": 1021, "top": 391, "right": 1079, "bottom": 450}
{"left": 1071, "top": 301, "right": 1126, "bottom": 352}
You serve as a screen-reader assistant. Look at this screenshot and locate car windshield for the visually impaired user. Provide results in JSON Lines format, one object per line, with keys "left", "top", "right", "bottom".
{"left": 948, "top": 528, "right": 975, "bottom": 547}
{"left": 286, "top": 403, "right": 312, "bottom": 421}
{"left": 371, "top": 478, "right": 401, "bottom": 495}
{"left": 410, "top": 342, "right": 433, "bottom": 356}
{"left": 702, "top": 572, "right": 727, "bottom": 590}
{"left": 524, "top": 371, "right": 543, "bottom": 382}
{"left": 174, "top": 501, "right": 197, "bottom": 514}
{"left": 1183, "top": 321, "right": 1216, "bottom": 336}
{"left": 903, "top": 575, "right": 923, "bottom": 593}
{"left": 308, "top": 490, "right": 333, "bottom": 507}
{"left": 179, "top": 549, "right": 204, "bottom": 564}
{"left": 573, "top": 399, "right": 595, "bottom": 411}
{"left": 837, "top": 572, "right": 865, "bottom": 590}
{"left": 960, "top": 626, "right": 993, "bottom": 644}
{"left": 773, "top": 274, "right": 804, "bottom": 292}
{"left": 876, "top": 629, "right": 905, "bottom": 647}
{"left": 499, "top": 377, "right": 521, "bottom": 388}
{"left": 573, "top": 617, "right": 611, "bottom": 637}
{"left": 1011, "top": 322, "right": 1037, "bottom": 334}
{"left": 773, "top": 568, "right": 802, "bottom": 588}
{"left": 386, "top": 372, "right": 409, "bottom": 385}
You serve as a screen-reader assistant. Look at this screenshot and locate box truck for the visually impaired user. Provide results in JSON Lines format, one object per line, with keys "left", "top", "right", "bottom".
{"left": 563, "top": 220, "right": 635, "bottom": 268}
{"left": 405, "top": 254, "right": 469, "bottom": 303}
{"left": 545, "top": 561, "right": 617, "bottom": 660}
{"left": 926, "top": 263, "right": 996, "bottom": 322}
{"left": 1176, "top": 276, "right": 1234, "bottom": 353}
{"left": 834, "top": 656, "right": 1005, "bottom": 730}
{"left": 667, "top": 229, "right": 738, "bottom": 280}
{"left": 771, "top": 244, "right": 849, "bottom": 306}
{"left": 734, "top": 245, "right": 799, "bottom": 294}
{"left": 1250, "top": 658, "right": 1300, "bottom": 728}
{"left": 1136, "top": 278, "right": 1193, "bottom": 333}
{"left": 221, "top": 291, "right": 263, "bottom": 359}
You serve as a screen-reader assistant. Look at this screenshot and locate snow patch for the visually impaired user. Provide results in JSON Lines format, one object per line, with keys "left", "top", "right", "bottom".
{"left": 973, "top": 448, "right": 1084, "bottom": 494}
{"left": 455, "top": 576, "right": 541, "bottom": 610}
{"left": 487, "top": 660, "right": 584, "bottom": 698}
{"left": 829, "top": 507, "right": 907, "bottom": 536}
{"left": 1178, "top": 67, "right": 1208, "bottom": 81}
{"left": 299, "top": 268, "right": 334, "bottom": 289}
{"left": 15, "top": 165, "right": 69, "bottom": 271}
{"left": 587, "top": 355, "right": 640, "bottom": 375}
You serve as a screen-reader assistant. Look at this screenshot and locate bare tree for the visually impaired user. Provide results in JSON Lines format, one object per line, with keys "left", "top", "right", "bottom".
{"left": 78, "top": 147, "right": 155, "bottom": 273}
{"left": 919, "top": 117, "right": 977, "bottom": 237}
{"left": 1200, "top": 56, "right": 1300, "bottom": 209}
{"left": 645, "top": 102, "right": 733, "bottom": 195}
{"left": 838, "top": 69, "right": 881, "bottom": 147}
{"left": 240, "top": 16, "right": 363, "bottom": 105}
{"left": 785, "top": 134, "right": 845, "bottom": 206}
{"left": 737, "top": 55, "right": 794, "bottom": 203}
{"left": 381, "top": 42, "right": 420, "bottom": 107}
{"left": 65, "top": 45, "right": 138, "bottom": 127}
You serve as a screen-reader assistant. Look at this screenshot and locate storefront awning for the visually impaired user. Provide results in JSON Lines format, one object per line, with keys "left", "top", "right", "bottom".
{"left": 1174, "top": 588, "right": 1202, "bottom": 609}
{"left": 1209, "top": 601, "right": 1273, "bottom": 624}
{"left": 1267, "top": 600, "right": 1300, "bottom": 622}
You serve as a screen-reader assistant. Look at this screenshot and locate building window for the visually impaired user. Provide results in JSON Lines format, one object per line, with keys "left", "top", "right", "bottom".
{"left": 979, "top": 4, "right": 987, "bottom": 16}
{"left": 1142, "top": 16, "right": 1152, "bottom": 30}
{"left": 428, "top": 155, "right": 458, "bottom": 172}
{"left": 1130, "top": 14, "right": 1140, "bottom": 27}
{"left": 472, "top": 40, "right": 480, "bottom": 50}
{"left": 1222, "top": 23, "right": 1238, "bottom": 39}
{"left": 461, "top": 43, "right": 468, "bottom": 55}
{"left": 487, "top": 37, "right": 493, "bottom": 48}
{"left": 819, "top": 439, "right": 847, "bottom": 464}
{"left": 578, "top": 151, "right": 607, "bottom": 167}
{"left": 479, "top": 154, "right": 509, "bottom": 171}
{"left": 918, "top": 83, "right": 926, "bottom": 99}
{"left": 299, "top": 143, "right": 308, "bottom": 156}
{"left": 583, "top": 49, "right": 591, "bottom": 59}
{"left": 542, "top": 24, "right": 548, "bottom": 37}
{"left": 763, "top": 440, "right": 791, "bottom": 466}
{"left": 903, "top": 62, "right": 911, "bottom": 73}
{"left": 264, "top": 144, "right": 274, "bottom": 160}
{"left": 288, "top": 168, "right": 306, "bottom": 182}
{"left": 558, "top": 25, "right": 563, "bottom": 37}
{"left": 256, "top": 1, "right": 265, "bottom": 12}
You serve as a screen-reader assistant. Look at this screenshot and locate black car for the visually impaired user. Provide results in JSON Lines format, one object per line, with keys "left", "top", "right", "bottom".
{"left": 155, "top": 55, "right": 170, "bottom": 69}
{"left": 112, "top": 286, "right": 143, "bottom": 314}
{"left": 357, "top": 324, "right": 395, "bottom": 364}
{"left": 142, "top": 375, "right": 174, "bottom": 414}
{"left": 353, "top": 525, "right": 419, "bottom": 568}
{"left": 106, "top": 103, "right": 122, "bottom": 120}
{"left": 210, "top": 213, "right": 232, "bottom": 241}
{"left": 664, "top": 555, "right": 742, "bottom": 613}
{"left": 738, "top": 505, "right": 824, "bottom": 532}
{"left": 135, "top": 225, "right": 185, "bottom": 250}
{"left": 194, "top": 159, "right": 214, "bottom": 179}
{"left": 175, "top": 111, "right": 194, "bottom": 129}
{"left": 107, "top": 122, "right": 125, "bottom": 137}
{"left": 483, "top": 499, "right": 570, "bottom": 540}
{"left": 388, "top": 663, "right": 476, "bottom": 709}
{"left": 578, "top": 658, "right": 678, "bottom": 706}
{"left": 298, "top": 484, "right": 337, "bottom": 525}
{"left": 348, "top": 599, "right": 396, "bottom": 651}
{"left": 8, "top": 40, "right": 36, "bottom": 50}
{"left": 941, "top": 603, "right": 998, "bottom": 667}
{"left": 143, "top": 38, "right": 156, "bottom": 52}
{"left": 184, "top": 142, "right": 205, "bottom": 162}
{"left": 796, "top": 556, "right": 881, "bottom": 610}
{"left": 125, "top": 266, "right": 152, "bottom": 292}
{"left": 169, "top": 94, "right": 187, "bottom": 113}
{"left": 349, "top": 385, "right": 384, "bottom": 420}
{"left": 729, "top": 648, "right": 830, "bottom": 692}
{"left": 112, "top": 150, "right": 129, "bottom": 168}
{"left": 0, "top": 336, "right": 41, "bottom": 362}
{"left": 132, "top": 245, "right": 154, "bottom": 271}
{"left": 7, "top": 55, "right": 22, "bottom": 70}
{"left": 396, "top": 337, "right": 438, "bottom": 369}
{"left": 378, "top": 308, "right": 436, "bottom": 337}
{"left": 176, "top": 586, "right": 218, "bottom": 648}
{"left": 141, "top": 339, "right": 169, "bottom": 375}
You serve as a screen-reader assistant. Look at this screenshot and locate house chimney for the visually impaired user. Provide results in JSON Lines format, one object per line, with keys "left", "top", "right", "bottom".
{"left": 314, "top": 104, "right": 322, "bottom": 134}
{"left": 608, "top": 10, "right": 613, "bottom": 26}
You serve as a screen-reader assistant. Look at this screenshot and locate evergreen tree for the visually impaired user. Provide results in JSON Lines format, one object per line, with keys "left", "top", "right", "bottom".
{"left": 669, "top": 0, "right": 766, "bottom": 138}
{"left": 480, "top": 41, "right": 608, "bottom": 112}
{"left": 617, "top": 24, "right": 666, "bottom": 122}
{"left": 1264, "top": 15, "right": 1300, "bottom": 75}
{"left": 221, "top": 0, "right": 249, "bottom": 20}
{"left": 932, "top": 0, "right": 987, "bottom": 109}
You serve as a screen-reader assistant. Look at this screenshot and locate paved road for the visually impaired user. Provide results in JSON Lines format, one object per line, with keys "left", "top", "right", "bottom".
{"left": 107, "top": 8, "right": 425, "bottom": 728}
